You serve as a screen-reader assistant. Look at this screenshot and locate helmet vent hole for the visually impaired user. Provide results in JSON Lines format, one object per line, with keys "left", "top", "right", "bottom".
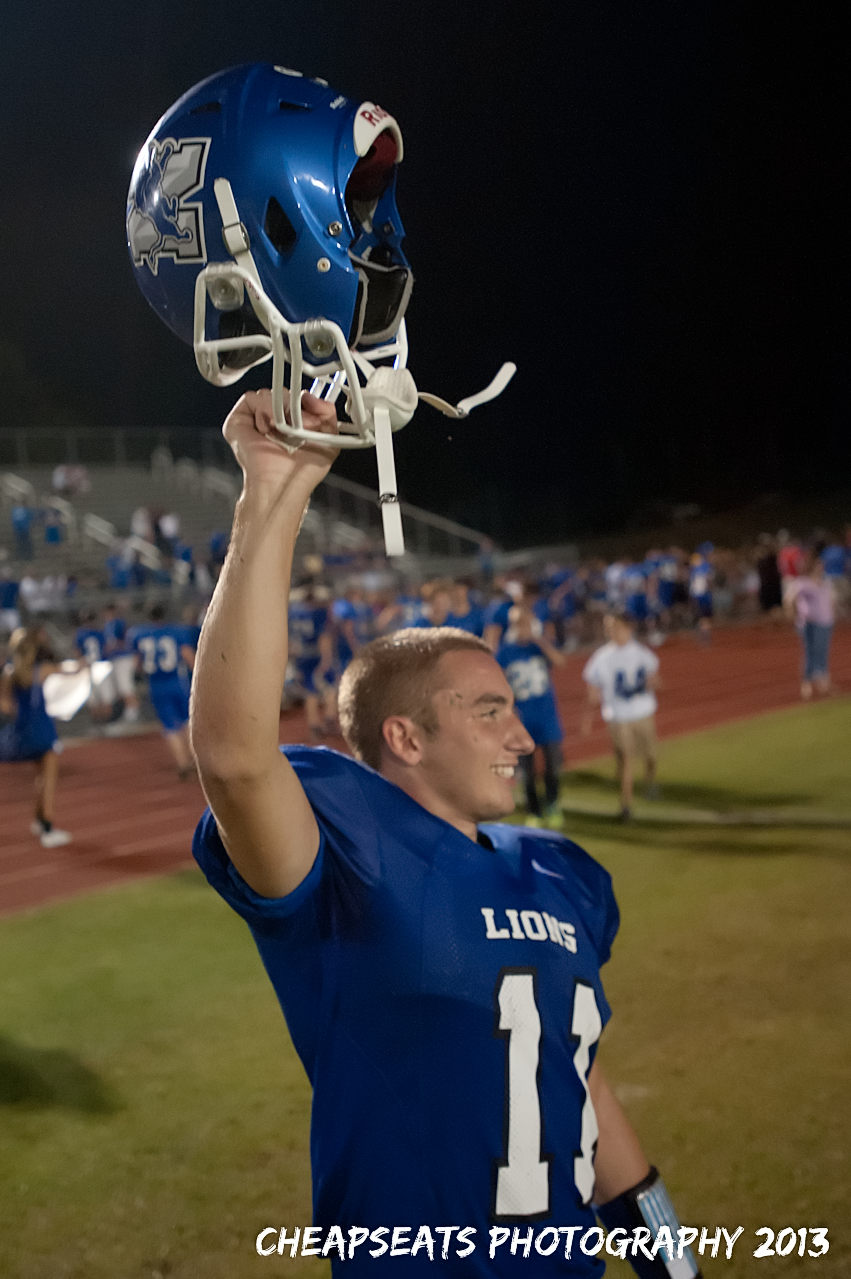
{"left": 189, "top": 100, "right": 221, "bottom": 114}
{"left": 278, "top": 100, "right": 312, "bottom": 112}
{"left": 264, "top": 198, "right": 298, "bottom": 255}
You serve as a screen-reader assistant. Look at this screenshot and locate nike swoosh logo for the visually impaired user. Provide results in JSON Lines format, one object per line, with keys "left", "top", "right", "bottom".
{"left": 532, "top": 858, "right": 565, "bottom": 879}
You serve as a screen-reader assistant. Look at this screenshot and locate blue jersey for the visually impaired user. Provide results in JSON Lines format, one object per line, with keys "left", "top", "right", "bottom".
{"left": 76, "top": 627, "right": 105, "bottom": 663}
{"left": 689, "top": 560, "right": 712, "bottom": 600}
{"left": 445, "top": 606, "right": 486, "bottom": 636}
{"left": 332, "top": 599, "right": 375, "bottom": 668}
{"left": 0, "top": 671, "right": 58, "bottom": 761}
{"left": 821, "top": 544, "right": 846, "bottom": 577}
{"left": 495, "top": 642, "right": 563, "bottom": 746}
{"left": 129, "top": 624, "right": 196, "bottom": 685}
{"left": 103, "top": 617, "right": 130, "bottom": 657}
{"left": 194, "top": 747, "right": 618, "bottom": 1276}
{"left": 288, "top": 602, "right": 329, "bottom": 664}
{"left": 483, "top": 597, "right": 513, "bottom": 643}
{"left": 394, "top": 593, "right": 428, "bottom": 629}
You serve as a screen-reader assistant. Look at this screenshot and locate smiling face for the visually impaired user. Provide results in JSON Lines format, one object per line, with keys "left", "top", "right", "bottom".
{"left": 406, "top": 649, "right": 535, "bottom": 829}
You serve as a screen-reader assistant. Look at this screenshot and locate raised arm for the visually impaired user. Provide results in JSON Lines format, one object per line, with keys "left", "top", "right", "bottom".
{"left": 190, "top": 388, "right": 338, "bottom": 899}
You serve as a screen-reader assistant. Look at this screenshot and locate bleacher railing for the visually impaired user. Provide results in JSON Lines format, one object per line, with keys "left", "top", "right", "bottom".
{"left": 0, "top": 426, "right": 489, "bottom": 561}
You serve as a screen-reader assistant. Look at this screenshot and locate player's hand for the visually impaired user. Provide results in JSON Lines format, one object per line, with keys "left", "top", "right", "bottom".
{"left": 223, "top": 387, "right": 339, "bottom": 495}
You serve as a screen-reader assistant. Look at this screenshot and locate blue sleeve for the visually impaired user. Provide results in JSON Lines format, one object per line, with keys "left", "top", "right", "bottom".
{"left": 193, "top": 806, "right": 327, "bottom": 934}
{"left": 556, "top": 839, "right": 620, "bottom": 965}
{"left": 192, "top": 747, "right": 384, "bottom": 935}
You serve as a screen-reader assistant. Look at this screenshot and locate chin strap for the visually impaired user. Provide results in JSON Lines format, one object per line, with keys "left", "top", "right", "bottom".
{"left": 418, "top": 362, "right": 517, "bottom": 418}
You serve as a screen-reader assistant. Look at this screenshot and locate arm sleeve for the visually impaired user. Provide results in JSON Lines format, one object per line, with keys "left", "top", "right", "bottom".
{"left": 561, "top": 840, "right": 620, "bottom": 965}
{"left": 192, "top": 747, "right": 384, "bottom": 937}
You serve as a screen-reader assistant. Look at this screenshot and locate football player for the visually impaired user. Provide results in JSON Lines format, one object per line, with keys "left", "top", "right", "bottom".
{"left": 495, "top": 603, "right": 566, "bottom": 828}
{"left": 75, "top": 612, "right": 113, "bottom": 726}
{"left": 190, "top": 390, "right": 699, "bottom": 1277}
{"left": 288, "top": 585, "right": 336, "bottom": 738}
{"left": 128, "top": 604, "right": 197, "bottom": 778}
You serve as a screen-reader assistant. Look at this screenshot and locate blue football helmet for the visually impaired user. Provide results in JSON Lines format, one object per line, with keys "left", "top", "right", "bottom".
{"left": 127, "top": 63, "right": 515, "bottom": 554}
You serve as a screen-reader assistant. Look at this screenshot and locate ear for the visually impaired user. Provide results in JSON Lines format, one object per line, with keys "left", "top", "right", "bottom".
{"left": 381, "top": 715, "right": 425, "bottom": 767}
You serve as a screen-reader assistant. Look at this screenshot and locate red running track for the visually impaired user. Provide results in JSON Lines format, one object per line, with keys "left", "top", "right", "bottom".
{"left": 1, "top": 622, "right": 848, "bottom": 917}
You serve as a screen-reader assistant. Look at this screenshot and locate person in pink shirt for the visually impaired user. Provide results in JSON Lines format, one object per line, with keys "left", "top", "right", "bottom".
{"left": 784, "top": 549, "right": 836, "bottom": 699}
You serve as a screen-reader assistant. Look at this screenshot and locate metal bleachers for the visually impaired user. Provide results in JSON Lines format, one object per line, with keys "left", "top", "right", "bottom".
{"left": 0, "top": 427, "right": 489, "bottom": 583}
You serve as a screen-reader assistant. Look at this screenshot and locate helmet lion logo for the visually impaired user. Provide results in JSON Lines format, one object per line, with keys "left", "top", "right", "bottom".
{"left": 127, "top": 136, "right": 210, "bottom": 275}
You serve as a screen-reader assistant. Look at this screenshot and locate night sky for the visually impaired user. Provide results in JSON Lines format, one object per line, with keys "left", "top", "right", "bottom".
{"left": 0, "top": 3, "right": 843, "bottom": 545}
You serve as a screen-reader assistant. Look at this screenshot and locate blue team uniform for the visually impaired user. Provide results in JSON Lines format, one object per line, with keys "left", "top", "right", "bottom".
{"left": 76, "top": 627, "right": 105, "bottom": 664}
{"left": 495, "top": 641, "right": 563, "bottom": 746}
{"left": 821, "top": 544, "right": 846, "bottom": 578}
{"left": 548, "top": 575, "right": 579, "bottom": 623}
{"left": 655, "top": 555, "right": 679, "bottom": 610}
{"left": 289, "top": 602, "right": 333, "bottom": 693}
{"left": 103, "top": 616, "right": 131, "bottom": 658}
{"left": 194, "top": 746, "right": 618, "bottom": 1276}
{"left": 393, "top": 593, "right": 429, "bottom": 629}
{"left": 689, "top": 560, "right": 713, "bottom": 616}
{"left": 621, "top": 565, "right": 648, "bottom": 622}
{"left": 332, "top": 599, "right": 375, "bottom": 671}
{"left": 445, "top": 606, "right": 486, "bottom": 636}
{"left": 129, "top": 624, "right": 196, "bottom": 731}
{"left": 483, "top": 597, "right": 513, "bottom": 644}
{"left": 0, "top": 672, "right": 58, "bottom": 762}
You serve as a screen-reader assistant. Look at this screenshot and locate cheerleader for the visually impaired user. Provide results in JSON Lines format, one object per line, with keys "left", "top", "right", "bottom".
{"left": 0, "top": 628, "right": 73, "bottom": 847}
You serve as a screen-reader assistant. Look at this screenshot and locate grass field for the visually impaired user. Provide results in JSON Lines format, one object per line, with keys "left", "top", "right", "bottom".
{"left": 1, "top": 700, "right": 849, "bottom": 1278}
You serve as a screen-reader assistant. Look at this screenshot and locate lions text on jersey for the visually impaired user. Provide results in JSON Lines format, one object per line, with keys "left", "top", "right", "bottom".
{"left": 194, "top": 747, "right": 619, "bottom": 1276}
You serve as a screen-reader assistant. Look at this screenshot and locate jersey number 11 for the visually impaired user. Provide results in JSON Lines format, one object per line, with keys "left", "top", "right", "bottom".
{"left": 493, "top": 970, "right": 602, "bottom": 1219}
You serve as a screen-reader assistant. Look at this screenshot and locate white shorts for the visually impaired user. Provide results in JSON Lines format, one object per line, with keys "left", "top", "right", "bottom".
{"left": 88, "top": 671, "right": 116, "bottom": 707}
{"left": 111, "top": 655, "right": 137, "bottom": 699}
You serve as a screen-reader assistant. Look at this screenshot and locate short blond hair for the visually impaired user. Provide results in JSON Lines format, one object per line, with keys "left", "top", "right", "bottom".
{"left": 338, "top": 627, "right": 491, "bottom": 770}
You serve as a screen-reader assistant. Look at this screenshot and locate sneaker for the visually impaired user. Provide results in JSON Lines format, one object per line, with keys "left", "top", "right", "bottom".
{"left": 40, "top": 828, "right": 72, "bottom": 848}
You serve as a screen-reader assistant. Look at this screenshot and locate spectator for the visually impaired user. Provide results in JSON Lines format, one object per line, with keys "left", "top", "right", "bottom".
{"left": 0, "top": 568, "right": 20, "bottom": 635}
{"left": 11, "top": 502, "right": 36, "bottom": 560}
{"left": 156, "top": 511, "right": 181, "bottom": 554}
{"left": 130, "top": 506, "right": 153, "bottom": 541}
{"left": 582, "top": 610, "right": 661, "bottom": 821}
{"left": 689, "top": 543, "right": 714, "bottom": 643}
{"left": 446, "top": 578, "right": 486, "bottom": 636}
{"left": 785, "top": 549, "right": 836, "bottom": 700}
{"left": 821, "top": 536, "right": 849, "bottom": 616}
{"left": 208, "top": 530, "right": 229, "bottom": 569}
{"left": 777, "top": 529, "right": 805, "bottom": 582}
{"left": 43, "top": 506, "right": 64, "bottom": 545}
{"left": 51, "top": 464, "right": 90, "bottom": 497}
{"left": 756, "top": 534, "right": 783, "bottom": 618}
